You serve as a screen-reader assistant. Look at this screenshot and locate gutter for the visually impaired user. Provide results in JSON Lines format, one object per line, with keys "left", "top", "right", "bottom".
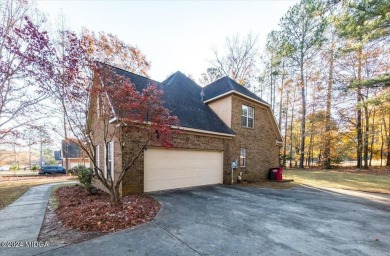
{"left": 204, "top": 90, "right": 270, "bottom": 107}
{"left": 109, "top": 118, "right": 235, "bottom": 138}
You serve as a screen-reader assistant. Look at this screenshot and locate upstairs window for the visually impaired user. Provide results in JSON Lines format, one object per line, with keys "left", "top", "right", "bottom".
{"left": 241, "top": 105, "right": 254, "bottom": 128}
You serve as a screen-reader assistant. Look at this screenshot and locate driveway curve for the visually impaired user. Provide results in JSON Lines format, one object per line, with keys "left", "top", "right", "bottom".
{"left": 22, "top": 185, "right": 390, "bottom": 255}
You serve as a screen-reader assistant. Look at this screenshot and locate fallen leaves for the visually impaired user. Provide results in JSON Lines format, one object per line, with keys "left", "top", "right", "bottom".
{"left": 55, "top": 185, "right": 160, "bottom": 233}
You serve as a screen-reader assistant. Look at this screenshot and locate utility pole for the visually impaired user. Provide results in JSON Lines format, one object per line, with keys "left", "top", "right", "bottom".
{"left": 29, "top": 137, "right": 32, "bottom": 169}
{"left": 40, "top": 133, "right": 43, "bottom": 166}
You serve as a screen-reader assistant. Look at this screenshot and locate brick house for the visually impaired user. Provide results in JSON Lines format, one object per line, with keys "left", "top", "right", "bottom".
{"left": 90, "top": 65, "right": 282, "bottom": 195}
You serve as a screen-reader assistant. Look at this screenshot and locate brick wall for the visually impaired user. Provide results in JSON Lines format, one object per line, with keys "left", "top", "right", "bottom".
{"left": 89, "top": 87, "right": 123, "bottom": 195}
{"left": 228, "top": 96, "right": 280, "bottom": 182}
{"left": 121, "top": 126, "right": 232, "bottom": 195}
{"left": 92, "top": 93, "right": 280, "bottom": 195}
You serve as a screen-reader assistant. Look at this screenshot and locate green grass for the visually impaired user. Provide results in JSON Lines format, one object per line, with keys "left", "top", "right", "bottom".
{"left": 0, "top": 176, "right": 76, "bottom": 210}
{"left": 284, "top": 169, "right": 390, "bottom": 194}
{"left": 49, "top": 183, "right": 76, "bottom": 210}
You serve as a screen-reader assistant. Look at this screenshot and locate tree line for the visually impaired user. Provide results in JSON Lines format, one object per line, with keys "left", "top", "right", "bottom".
{"left": 200, "top": 0, "right": 389, "bottom": 169}
{"left": 1, "top": 0, "right": 389, "bottom": 172}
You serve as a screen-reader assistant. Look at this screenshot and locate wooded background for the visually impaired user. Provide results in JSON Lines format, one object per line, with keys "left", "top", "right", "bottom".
{"left": 0, "top": 0, "right": 389, "bottom": 169}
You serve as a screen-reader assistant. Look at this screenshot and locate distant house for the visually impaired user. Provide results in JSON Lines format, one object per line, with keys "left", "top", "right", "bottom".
{"left": 53, "top": 151, "right": 62, "bottom": 161}
{"left": 90, "top": 64, "right": 282, "bottom": 195}
{"left": 61, "top": 139, "right": 90, "bottom": 169}
{"left": 53, "top": 150, "right": 62, "bottom": 165}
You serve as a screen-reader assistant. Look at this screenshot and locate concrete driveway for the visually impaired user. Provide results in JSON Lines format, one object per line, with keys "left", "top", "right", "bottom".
{"left": 29, "top": 185, "right": 390, "bottom": 255}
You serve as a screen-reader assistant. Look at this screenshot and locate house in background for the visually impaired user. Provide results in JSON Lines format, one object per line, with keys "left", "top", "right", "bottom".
{"left": 53, "top": 150, "right": 62, "bottom": 165}
{"left": 90, "top": 64, "right": 282, "bottom": 195}
{"left": 61, "top": 139, "right": 90, "bottom": 170}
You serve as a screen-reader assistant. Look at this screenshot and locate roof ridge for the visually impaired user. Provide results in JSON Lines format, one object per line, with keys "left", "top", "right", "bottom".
{"left": 97, "top": 61, "right": 161, "bottom": 85}
{"left": 225, "top": 76, "right": 235, "bottom": 90}
{"left": 204, "top": 76, "right": 226, "bottom": 88}
{"left": 164, "top": 72, "right": 179, "bottom": 85}
{"left": 164, "top": 71, "right": 203, "bottom": 89}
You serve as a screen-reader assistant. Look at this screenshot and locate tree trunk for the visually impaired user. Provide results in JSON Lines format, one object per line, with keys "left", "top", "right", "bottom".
{"left": 283, "top": 91, "right": 289, "bottom": 168}
{"left": 387, "top": 114, "right": 390, "bottom": 166}
{"left": 369, "top": 109, "right": 376, "bottom": 166}
{"left": 299, "top": 63, "right": 306, "bottom": 169}
{"left": 380, "top": 124, "right": 384, "bottom": 167}
{"left": 387, "top": 137, "right": 390, "bottom": 166}
{"left": 110, "top": 185, "right": 121, "bottom": 206}
{"left": 308, "top": 123, "right": 314, "bottom": 168}
{"left": 324, "top": 43, "right": 334, "bottom": 169}
{"left": 363, "top": 103, "right": 369, "bottom": 169}
{"left": 270, "top": 64, "right": 274, "bottom": 112}
{"left": 356, "top": 47, "right": 363, "bottom": 169}
{"left": 278, "top": 62, "right": 286, "bottom": 128}
{"left": 289, "top": 87, "right": 297, "bottom": 168}
{"left": 63, "top": 105, "right": 70, "bottom": 173}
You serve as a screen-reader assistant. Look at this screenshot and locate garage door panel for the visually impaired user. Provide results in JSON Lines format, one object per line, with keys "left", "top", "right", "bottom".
{"left": 144, "top": 148, "right": 223, "bottom": 192}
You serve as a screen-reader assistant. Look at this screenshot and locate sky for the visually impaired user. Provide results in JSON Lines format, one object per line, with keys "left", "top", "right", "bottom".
{"left": 37, "top": 0, "right": 299, "bottom": 83}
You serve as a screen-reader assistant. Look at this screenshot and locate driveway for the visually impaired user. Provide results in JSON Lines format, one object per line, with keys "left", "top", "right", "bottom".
{"left": 24, "top": 185, "right": 390, "bottom": 255}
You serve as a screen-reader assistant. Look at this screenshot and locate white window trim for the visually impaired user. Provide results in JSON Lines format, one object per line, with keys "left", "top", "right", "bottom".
{"left": 242, "top": 105, "right": 254, "bottom": 128}
{"left": 103, "top": 144, "right": 107, "bottom": 179}
{"left": 240, "top": 148, "right": 246, "bottom": 167}
{"left": 109, "top": 142, "right": 114, "bottom": 180}
{"left": 105, "top": 142, "right": 114, "bottom": 181}
{"left": 95, "top": 145, "right": 100, "bottom": 169}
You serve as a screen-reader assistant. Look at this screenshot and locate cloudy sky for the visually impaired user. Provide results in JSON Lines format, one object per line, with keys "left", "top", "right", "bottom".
{"left": 37, "top": 0, "right": 298, "bottom": 82}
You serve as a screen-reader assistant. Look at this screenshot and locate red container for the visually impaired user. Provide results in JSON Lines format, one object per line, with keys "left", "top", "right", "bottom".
{"left": 274, "top": 168, "right": 283, "bottom": 181}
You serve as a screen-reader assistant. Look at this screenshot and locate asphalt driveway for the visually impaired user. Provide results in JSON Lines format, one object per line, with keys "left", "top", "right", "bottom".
{"left": 17, "top": 185, "right": 390, "bottom": 255}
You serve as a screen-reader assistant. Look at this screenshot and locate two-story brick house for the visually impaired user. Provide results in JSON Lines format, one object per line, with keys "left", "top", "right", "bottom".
{"left": 91, "top": 64, "right": 282, "bottom": 195}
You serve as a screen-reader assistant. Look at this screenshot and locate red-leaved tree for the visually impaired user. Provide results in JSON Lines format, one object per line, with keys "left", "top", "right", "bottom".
{"left": 58, "top": 60, "right": 178, "bottom": 204}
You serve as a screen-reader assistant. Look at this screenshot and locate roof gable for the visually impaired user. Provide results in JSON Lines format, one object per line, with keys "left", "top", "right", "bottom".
{"left": 161, "top": 71, "right": 233, "bottom": 135}
{"left": 102, "top": 65, "right": 234, "bottom": 135}
{"left": 203, "top": 77, "right": 268, "bottom": 105}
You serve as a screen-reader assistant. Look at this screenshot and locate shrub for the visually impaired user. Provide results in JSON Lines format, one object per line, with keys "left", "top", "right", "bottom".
{"left": 31, "top": 165, "right": 39, "bottom": 171}
{"left": 72, "top": 166, "right": 95, "bottom": 194}
{"left": 10, "top": 165, "right": 19, "bottom": 171}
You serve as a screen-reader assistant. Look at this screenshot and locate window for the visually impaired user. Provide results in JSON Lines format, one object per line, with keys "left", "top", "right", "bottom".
{"left": 95, "top": 145, "right": 100, "bottom": 169}
{"left": 240, "top": 148, "right": 246, "bottom": 167}
{"left": 107, "top": 142, "right": 114, "bottom": 180}
{"left": 241, "top": 105, "right": 254, "bottom": 128}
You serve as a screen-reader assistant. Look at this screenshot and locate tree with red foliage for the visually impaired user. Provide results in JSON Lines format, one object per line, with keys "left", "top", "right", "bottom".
{"left": 60, "top": 62, "right": 178, "bottom": 204}
{"left": 0, "top": 0, "right": 54, "bottom": 143}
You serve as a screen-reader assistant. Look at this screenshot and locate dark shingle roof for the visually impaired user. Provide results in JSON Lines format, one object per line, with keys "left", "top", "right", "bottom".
{"left": 161, "top": 72, "right": 234, "bottom": 135}
{"left": 203, "top": 76, "right": 269, "bottom": 104}
{"left": 105, "top": 64, "right": 234, "bottom": 135}
{"left": 62, "top": 140, "right": 81, "bottom": 158}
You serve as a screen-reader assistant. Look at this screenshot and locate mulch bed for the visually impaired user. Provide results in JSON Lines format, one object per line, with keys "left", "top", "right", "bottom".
{"left": 54, "top": 185, "right": 161, "bottom": 233}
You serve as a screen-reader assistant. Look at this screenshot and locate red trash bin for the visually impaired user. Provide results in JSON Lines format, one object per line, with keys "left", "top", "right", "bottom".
{"left": 274, "top": 168, "right": 283, "bottom": 181}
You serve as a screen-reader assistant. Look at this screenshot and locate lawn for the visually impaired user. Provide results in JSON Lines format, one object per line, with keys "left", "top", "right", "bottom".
{"left": 284, "top": 168, "right": 390, "bottom": 194}
{"left": 0, "top": 175, "right": 77, "bottom": 210}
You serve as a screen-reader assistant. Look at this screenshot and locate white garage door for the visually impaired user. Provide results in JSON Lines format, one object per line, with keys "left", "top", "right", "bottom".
{"left": 144, "top": 148, "right": 223, "bottom": 192}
